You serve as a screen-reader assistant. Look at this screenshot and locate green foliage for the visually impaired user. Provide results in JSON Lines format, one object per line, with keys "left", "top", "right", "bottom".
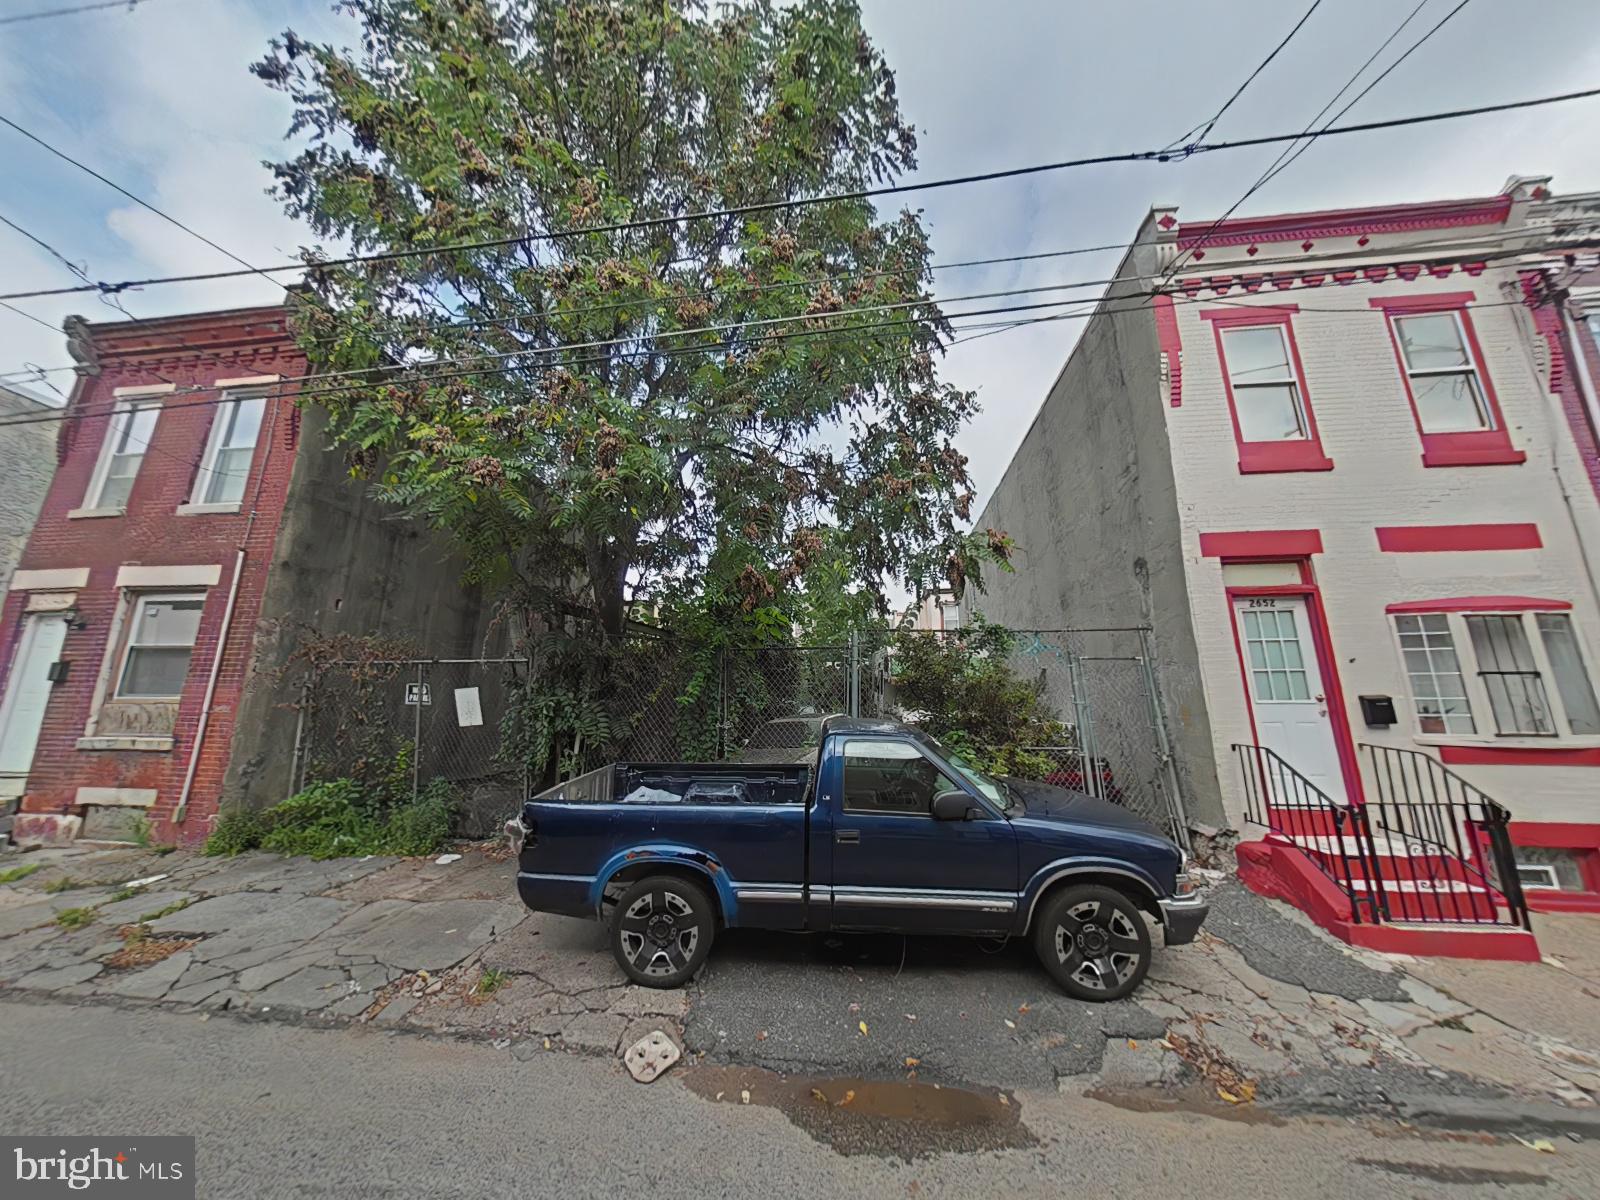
{"left": 108, "top": 885, "right": 141, "bottom": 903}
{"left": 55, "top": 907, "right": 95, "bottom": 930}
{"left": 44, "top": 876, "right": 84, "bottom": 894}
{"left": 890, "top": 618, "right": 1069, "bottom": 778}
{"left": 205, "top": 809, "right": 268, "bottom": 857}
{"left": 259, "top": 780, "right": 377, "bottom": 859}
{"left": 128, "top": 815, "right": 154, "bottom": 849}
{"left": 256, "top": 0, "right": 1013, "bottom": 642}
{"left": 475, "top": 967, "right": 510, "bottom": 996}
{"left": 0, "top": 863, "right": 41, "bottom": 885}
{"left": 385, "top": 779, "right": 457, "bottom": 856}
{"left": 140, "top": 898, "right": 192, "bottom": 923}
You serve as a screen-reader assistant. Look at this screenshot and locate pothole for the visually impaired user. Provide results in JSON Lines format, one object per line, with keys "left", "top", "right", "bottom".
{"left": 680, "top": 1065, "right": 1036, "bottom": 1160}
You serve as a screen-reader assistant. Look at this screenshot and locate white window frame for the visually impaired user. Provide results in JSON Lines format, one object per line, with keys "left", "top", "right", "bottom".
{"left": 113, "top": 591, "right": 206, "bottom": 701}
{"left": 1218, "top": 323, "right": 1311, "bottom": 442}
{"left": 1390, "top": 310, "right": 1495, "bottom": 434}
{"left": 189, "top": 389, "right": 267, "bottom": 507}
{"left": 1515, "top": 863, "right": 1562, "bottom": 890}
{"left": 1390, "top": 610, "right": 1600, "bottom": 746}
{"left": 83, "top": 395, "right": 165, "bottom": 511}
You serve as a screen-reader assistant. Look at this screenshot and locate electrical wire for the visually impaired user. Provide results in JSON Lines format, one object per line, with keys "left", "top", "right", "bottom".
{"left": 1169, "top": 0, "right": 1323, "bottom": 152}
{"left": 0, "top": 0, "right": 153, "bottom": 26}
{"left": 1163, "top": 0, "right": 1470, "bottom": 287}
{"left": 2, "top": 81, "right": 1595, "bottom": 303}
{"left": 0, "top": 250, "right": 1553, "bottom": 432}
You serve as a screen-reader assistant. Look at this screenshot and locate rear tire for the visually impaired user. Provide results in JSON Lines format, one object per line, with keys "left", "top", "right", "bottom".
{"left": 1033, "top": 884, "right": 1151, "bottom": 1001}
{"left": 609, "top": 874, "right": 716, "bottom": 988}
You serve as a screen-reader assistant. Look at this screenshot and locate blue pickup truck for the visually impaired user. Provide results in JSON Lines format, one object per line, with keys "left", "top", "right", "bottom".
{"left": 507, "top": 717, "right": 1206, "bottom": 1001}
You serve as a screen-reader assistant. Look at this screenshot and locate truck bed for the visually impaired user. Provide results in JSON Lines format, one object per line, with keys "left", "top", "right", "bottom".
{"left": 530, "top": 762, "right": 811, "bottom": 806}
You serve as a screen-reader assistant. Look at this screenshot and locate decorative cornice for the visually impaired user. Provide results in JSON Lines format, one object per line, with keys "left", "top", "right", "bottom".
{"left": 1176, "top": 195, "right": 1512, "bottom": 251}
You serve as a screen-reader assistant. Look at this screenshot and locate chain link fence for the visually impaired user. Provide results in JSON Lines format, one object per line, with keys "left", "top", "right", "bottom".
{"left": 288, "top": 626, "right": 1188, "bottom": 845}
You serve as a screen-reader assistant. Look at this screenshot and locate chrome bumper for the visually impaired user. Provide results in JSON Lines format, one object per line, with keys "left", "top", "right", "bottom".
{"left": 1158, "top": 891, "right": 1209, "bottom": 945}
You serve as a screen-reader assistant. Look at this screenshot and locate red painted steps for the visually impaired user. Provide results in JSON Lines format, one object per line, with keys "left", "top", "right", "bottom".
{"left": 1236, "top": 838, "right": 1540, "bottom": 961}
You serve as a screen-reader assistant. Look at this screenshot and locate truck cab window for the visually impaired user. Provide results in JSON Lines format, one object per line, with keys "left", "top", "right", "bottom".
{"left": 842, "top": 739, "right": 960, "bottom": 815}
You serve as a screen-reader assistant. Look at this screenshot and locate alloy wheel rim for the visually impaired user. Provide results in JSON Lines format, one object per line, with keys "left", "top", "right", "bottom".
{"left": 619, "top": 889, "right": 700, "bottom": 978}
{"left": 1053, "top": 898, "right": 1141, "bottom": 991}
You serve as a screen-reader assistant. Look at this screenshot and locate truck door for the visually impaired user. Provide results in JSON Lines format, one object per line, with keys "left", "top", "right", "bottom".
{"left": 824, "top": 736, "right": 1017, "bottom": 934}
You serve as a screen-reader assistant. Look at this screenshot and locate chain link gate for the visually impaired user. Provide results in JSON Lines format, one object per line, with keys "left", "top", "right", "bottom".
{"left": 288, "top": 627, "right": 1189, "bottom": 846}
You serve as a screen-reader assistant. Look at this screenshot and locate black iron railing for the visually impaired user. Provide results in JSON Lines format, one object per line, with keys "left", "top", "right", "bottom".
{"left": 1359, "top": 744, "right": 1532, "bottom": 930}
{"left": 1233, "top": 744, "right": 1382, "bottom": 923}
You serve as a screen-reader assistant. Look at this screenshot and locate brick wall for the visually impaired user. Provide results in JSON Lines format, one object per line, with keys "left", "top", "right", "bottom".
{"left": 0, "top": 307, "right": 304, "bottom": 845}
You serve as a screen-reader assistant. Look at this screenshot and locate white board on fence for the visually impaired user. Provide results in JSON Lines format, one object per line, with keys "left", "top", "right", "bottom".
{"left": 454, "top": 686, "right": 484, "bottom": 727}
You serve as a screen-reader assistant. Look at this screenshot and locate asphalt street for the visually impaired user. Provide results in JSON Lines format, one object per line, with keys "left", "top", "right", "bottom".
{"left": 3, "top": 997, "right": 1595, "bottom": 1199}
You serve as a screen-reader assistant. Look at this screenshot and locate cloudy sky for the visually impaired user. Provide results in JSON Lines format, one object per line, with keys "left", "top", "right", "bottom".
{"left": 3, "top": 0, "right": 1600, "bottom": 508}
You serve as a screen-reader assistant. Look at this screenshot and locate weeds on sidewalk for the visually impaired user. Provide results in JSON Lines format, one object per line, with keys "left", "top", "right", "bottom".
{"left": 0, "top": 863, "right": 41, "bottom": 884}
{"left": 205, "top": 773, "right": 456, "bottom": 860}
{"left": 44, "top": 877, "right": 86, "bottom": 894}
{"left": 139, "top": 898, "right": 191, "bottom": 923}
{"left": 55, "top": 907, "right": 95, "bottom": 930}
{"left": 475, "top": 968, "right": 510, "bottom": 998}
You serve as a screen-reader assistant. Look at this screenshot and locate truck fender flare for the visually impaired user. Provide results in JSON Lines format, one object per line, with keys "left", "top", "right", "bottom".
{"left": 1020, "top": 859, "right": 1164, "bottom": 930}
{"left": 590, "top": 844, "right": 739, "bottom": 924}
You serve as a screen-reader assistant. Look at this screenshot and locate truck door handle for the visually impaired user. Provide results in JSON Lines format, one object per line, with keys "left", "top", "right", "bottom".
{"left": 835, "top": 830, "right": 860, "bottom": 845}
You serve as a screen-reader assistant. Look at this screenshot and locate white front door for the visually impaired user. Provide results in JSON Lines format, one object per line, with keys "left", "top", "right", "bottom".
{"left": 0, "top": 613, "right": 68, "bottom": 797}
{"left": 1233, "top": 595, "right": 1345, "bottom": 803}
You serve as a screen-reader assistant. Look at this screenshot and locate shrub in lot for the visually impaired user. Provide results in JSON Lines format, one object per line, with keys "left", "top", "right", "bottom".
{"left": 890, "top": 618, "right": 1069, "bottom": 779}
{"left": 205, "top": 777, "right": 459, "bottom": 861}
{"left": 205, "top": 808, "right": 268, "bottom": 857}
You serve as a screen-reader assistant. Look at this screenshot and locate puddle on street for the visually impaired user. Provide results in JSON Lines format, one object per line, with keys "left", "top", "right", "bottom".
{"left": 681, "top": 1064, "right": 1037, "bottom": 1160}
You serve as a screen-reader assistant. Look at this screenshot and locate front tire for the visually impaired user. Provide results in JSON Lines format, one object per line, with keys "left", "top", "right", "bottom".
{"left": 1033, "top": 884, "right": 1152, "bottom": 1001}
{"left": 609, "top": 875, "right": 715, "bottom": 988}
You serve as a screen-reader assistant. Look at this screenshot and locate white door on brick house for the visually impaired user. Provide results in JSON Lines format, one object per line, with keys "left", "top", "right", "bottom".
{"left": 1233, "top": 596, "right": 1346, "bottom": 803}
{"left": 0, "top": 613, "right": 68, "bottom": 797}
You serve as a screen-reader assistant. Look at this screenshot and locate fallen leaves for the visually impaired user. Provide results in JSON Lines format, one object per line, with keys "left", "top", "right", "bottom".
{"left": 858, "top": 1020, "right": 869, "bottom": 1036}
{"left": 836, "top": 1089, "right": 856, "bottom": 1108}
{"left": 1515, "top": 1136, "right": 1556, "bottom": 1154}
{"left": 811, "top": 1088, "right": 828, "bottom": 1104}
{"left": 904, "top": 1057, "right": 920, "bottom": 1068}
{"left": 1216, "top": 1080, "right": 1257, "bottom": 1105}
{"left": 740, "top": 1090, "right": 751, "bottom": 1105}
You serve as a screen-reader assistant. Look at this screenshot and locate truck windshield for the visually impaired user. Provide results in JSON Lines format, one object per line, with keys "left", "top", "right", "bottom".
{"left": 923, "top": 737, "right": 1013, "bottom": 812}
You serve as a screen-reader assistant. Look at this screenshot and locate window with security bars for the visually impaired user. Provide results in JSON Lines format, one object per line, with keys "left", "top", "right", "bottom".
{"left": 1466, "top": 615, "right": 1555, "bottom": 736}
{"left": 1241, "top": 609, "right": 1311, "bottom": 701}
{"left": 1392, "top": 312, "right": 1493, "bottom": 434}
{"left": 1393, "top": 614, "right": 1475, "bottom": 734}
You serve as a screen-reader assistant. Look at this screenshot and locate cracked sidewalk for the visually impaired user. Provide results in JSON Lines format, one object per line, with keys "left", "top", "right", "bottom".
{"left": 2, "top": 842, "right": 1598, "bottom": 1123}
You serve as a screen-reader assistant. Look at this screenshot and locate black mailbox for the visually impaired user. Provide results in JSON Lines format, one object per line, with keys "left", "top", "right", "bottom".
{"left": 1359, "top": 695, "right": 1397, "bottom": 727}
{"left": 46, "top": 660, "right": 70, "bottom": 684}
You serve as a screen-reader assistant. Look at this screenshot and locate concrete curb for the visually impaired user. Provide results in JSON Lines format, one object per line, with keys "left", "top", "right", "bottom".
{"left": 1389, "top": 1093, "right": 1600, "bottom": 1138}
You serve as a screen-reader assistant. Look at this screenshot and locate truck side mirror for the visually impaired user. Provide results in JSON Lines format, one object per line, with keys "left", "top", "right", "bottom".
{"left": 931, "top": 790, "right": 971, "bottom": 821}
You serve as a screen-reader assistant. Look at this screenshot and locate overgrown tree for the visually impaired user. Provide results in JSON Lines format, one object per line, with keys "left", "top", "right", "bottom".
{"left": 258, "top": 0, "right": 1010, "bottom": 639}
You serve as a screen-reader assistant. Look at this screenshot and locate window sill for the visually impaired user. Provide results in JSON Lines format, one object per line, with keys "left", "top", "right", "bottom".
{"left": 66, "top": 507, "right": 125, "bottom": 520}
{"left": 1419, "top": 432, "right": 1526, "bottom": 467}
{"left": 1418, "top": 739, "right": 1600, "bottom": 767}
{"left": 175, "top": 501, "right": 243, "bottom": 516}
{"left": 75, "top": 735, "right": 174, "bottom": 753}
{"left": 1237, "top": 442, "right": 1334, "bottom": 474}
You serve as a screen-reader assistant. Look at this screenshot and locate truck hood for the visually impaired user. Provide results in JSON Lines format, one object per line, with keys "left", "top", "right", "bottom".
{"left": 1003, "top": 777, "right": 1169, "bottom": 841}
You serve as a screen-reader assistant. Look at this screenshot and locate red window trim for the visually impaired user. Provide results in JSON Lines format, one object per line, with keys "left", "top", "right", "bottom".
{"left": 1200, "top": 529, "right": 1323, "bottom": 559}
{"left": 1440, "top": 745, "right": 1600, "bottom": 767}
{"left": 1369, "top": 295, "right": 1525, "bottom": 467}
{"left": 1201, "top": 306, "right": 1334, "bottom": 474}
{"left": 1385, "top": 596, "right": 1572, "bottom": 614}
{"left": 1375, "top": 523, "right": 1542, "bottom": 552}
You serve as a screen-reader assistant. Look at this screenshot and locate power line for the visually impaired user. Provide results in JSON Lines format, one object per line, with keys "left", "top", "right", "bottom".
{"left": 0, "top": 0, "right": 153, "bottom": 26}
{"left": 3, "top": 81, "right": 1596, "bottom": 305}
{"left": 0, "top": 222, "right": 1558, "bottom": 390}
{"left": 0, "top": 113, "right": 262, "bottom": 277}
{"left": 1162, "top": 0, "right": 1468, "bottom": 286}
{"left": 1173, "top": 0, "right": 1323, "bottom": 151}
{"left": 0, "top": 251, "right": 1552, "bottom": 432}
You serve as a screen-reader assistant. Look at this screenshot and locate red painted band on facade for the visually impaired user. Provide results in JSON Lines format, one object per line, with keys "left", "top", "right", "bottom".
{"left": 1384, "top": 596, "right": 1572, "bottom": 614}
{"left": 1374, "top": 523, "right": 1542, "bottom": 552}
{"left": 1439, "top": 745, "right": 1600, "bottom": 767}
{"left": 1199, "top": 529, "right": 1323, "bottom": 559}
{"left": 1152, "top": 293, "right": 1183, "bottom": 407}
{"left": 1176, "top": 194, "right": 1511, "bottom": 251}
